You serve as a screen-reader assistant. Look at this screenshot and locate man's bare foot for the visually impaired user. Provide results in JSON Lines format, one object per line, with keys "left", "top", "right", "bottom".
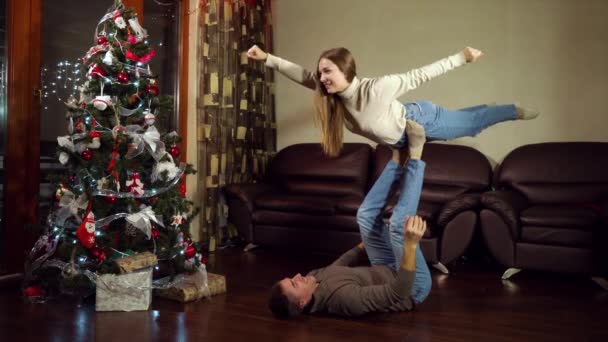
{"left": 405, "top": 120, "right": 426, "bottom": 160}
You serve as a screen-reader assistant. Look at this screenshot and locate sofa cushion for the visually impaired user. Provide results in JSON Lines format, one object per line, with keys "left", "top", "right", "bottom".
{"left": 335, "top": 195, "right": 364, "bottom": 215}
{"left": 252, "top": 210, "right": 358, "bottom": 232}
{"left": 384, "top": 201, "right": 443, "bottom": 221}
{"left": 371, "top": 144, "right": 492, "bottom": 193}
{"left": 496, "top": 142, "right": 608, "bottom": 204}
{"left": 268, "top": 143, "right": 371, "bottom": 197}
{"left": 521, "top": 226, "right": 593, "bottom": 247}
{"left": 421, "top": 184, "right": 469, "bottom": 204}
{"left": 520, "top": 205, "right": 600, "bottom": 228}
{"left": 255, "top": 195, "right": 336, "bottom": 215}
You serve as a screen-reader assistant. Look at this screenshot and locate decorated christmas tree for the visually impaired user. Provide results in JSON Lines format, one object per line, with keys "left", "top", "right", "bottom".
{"left": 24, "top": 0, "right": 201, "bottom": 299}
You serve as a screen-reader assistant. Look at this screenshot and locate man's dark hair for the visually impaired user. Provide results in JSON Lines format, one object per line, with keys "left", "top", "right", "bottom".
{"left": 268, "top": 281, "right": 302, "bottom": 319}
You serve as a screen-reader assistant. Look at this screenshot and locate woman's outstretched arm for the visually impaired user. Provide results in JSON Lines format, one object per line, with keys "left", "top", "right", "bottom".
{"left": 247, "top": 45, "right": 317, "bottom": 90}
{"left": 373, "top": 47, "right": 483, "bottom": 99}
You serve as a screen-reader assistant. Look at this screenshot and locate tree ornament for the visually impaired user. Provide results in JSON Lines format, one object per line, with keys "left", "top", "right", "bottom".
{"left": 153, "top": 156, "right": 179, "bottom": 182}
{"left": 179, "top": 181, "right": 187, "bottom": 198}
{"left": 125, "top": 223, "right": 138, "bottom": 237}
{"left": 113, "top": 10, "right": 127, "bottom": 29}
{"left": 97, "top": 36, "right": 108, "bottom": 45}
{"left": 87, "top": 64, "right": 107, "bottom": 79}
{"left": 128, "top": 92, "right": 141, "bottom": 106}
{"left": 128, "top": 34, "right": 138, "bottom": 45}
{"left": 145, "top": 84, "right": 159, "bottom": 96}
{"left": 74, "top": 118, "right": 86, "bottom": 134}
{"left": 105, "top": 195, "right": 117, "bottom": 204}
{"left": 98, "top": 251, "right": 107, "bottom": 263}
{"left": 88, "top": 131, "right": 101, "bottom": 149}
{"left": 92, "top": 95, "right": 113, "bottom": 111}
{"left": 102, "top": 50, "right": 114, "bottom": 66}
{"left": 90, "top": 246, "right": 101, "bottom": 258}
{"left": 184, "top": 244, "right": 196, "bottom": 259}
{"left": 171, "top": 213, "right": 184, "bottom": 228}
{"left": 151, "top": 227, "right": 159, "bottom": 240}
{"left": 55, "top": 185, "right": 69, "bottom": 201}
{"left": 128, "top": 17, "right": 148, "bottom": 41}
{"left": 81, "top": 149, "right": 93, "bottom": 161}
{"left": 24, "top": 285, "right": 43, "bottom": 297}
{"left": 125, "top": 171, "right": 145, "bottom": 196}
{"left": 143, "top": 110, "right": 156, "bottom": 126}
{"left": 117, "top": 71, "right": 129, "bottom": 83}
{"left": 169, "top": 145, "right": 180, "bottom": 158}
{"left": 76, "top": 208, "right": 96, "bottom": 248}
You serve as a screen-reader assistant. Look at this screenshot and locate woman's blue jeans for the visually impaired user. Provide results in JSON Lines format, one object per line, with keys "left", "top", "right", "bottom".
{"left": 393, "top": 100, "right": 518, "bottom": 147}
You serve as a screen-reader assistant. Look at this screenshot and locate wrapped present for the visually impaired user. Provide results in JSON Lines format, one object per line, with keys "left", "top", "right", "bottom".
{"left": 96, "top": 268, "right": 152, "bottom": 311}
{"left": 114, "top": 252, "right": 158, "bottom": 274}
{"left": 207, "top": 273, "right": 226, "bottom": 296}
{"left": 154, "top": 266, "right": 226, "bottom": 303}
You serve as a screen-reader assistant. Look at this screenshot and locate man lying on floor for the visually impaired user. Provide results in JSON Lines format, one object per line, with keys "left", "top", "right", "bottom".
{"left": 268, "top": 121, "right": 432, "bottom": 318}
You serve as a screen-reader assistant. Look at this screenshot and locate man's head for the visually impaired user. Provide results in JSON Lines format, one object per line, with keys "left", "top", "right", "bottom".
{"left": 268, "top": 273, "right": 317, "bottom": 319}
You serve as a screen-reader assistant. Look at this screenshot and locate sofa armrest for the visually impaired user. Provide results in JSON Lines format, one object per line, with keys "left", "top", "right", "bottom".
{"left": 481, "top": 190, "right": 529, "bottom": 234}
{"left": 436, "top": 193, "right": 481, "bottom": 227}
{"left": 224, "top": 183, "right": 279, "bottom": 212}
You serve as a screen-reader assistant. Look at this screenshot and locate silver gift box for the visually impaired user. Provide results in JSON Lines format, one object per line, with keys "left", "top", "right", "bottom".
{"left": 95, "top": 268, "right": 153, "bottom": 312}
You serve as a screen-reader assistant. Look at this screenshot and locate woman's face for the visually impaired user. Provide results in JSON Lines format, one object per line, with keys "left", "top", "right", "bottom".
{"left": 318, "top": 58, "right": 350, "bottom": 94}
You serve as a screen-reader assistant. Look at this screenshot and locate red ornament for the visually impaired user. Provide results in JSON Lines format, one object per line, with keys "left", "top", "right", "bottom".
{"left": 201, "top": 256, "right": 208, "bottom": 264}
{"left": 145, "top": 84, "right": 159, "bottom": 96}
{"left": 169, "top": 145, "right": 180, "bottom": 158}
{"left": 81, "top": 149, "right": 93, "bottom": 161}
{"left": 90, "top": 246, "right": 102, "bottom": 258}
{"left": 24, "top": 285, "right": 43, "bottom": 297}
{"left": 184, "top": 244, "right": 196, "bottom": 259}
{"left": 97, "top": 36, "right": 108, "bottom": 45}
{"left": 179, "top": 182, "right": 186, "bottom": 198}
{"left": 105, "top": 195, "right": 117, "bottom": 204}
{"left": 98, "top": 251, "right": 107, "bottom": 263}
{"left": 88, "top": 64, "right": 107, "bottom": 79}
{"left": 76, "top": 208, "right": 96, "bottom": 248}
{"left": 117, "top": 71, "right": 129, "bottom": 83}
{"left": 151, "top": 227, "right": 160, "bottom": 240}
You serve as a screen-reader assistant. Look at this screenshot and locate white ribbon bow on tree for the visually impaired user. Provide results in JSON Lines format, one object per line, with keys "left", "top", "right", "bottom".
{"left": 126, "top": 206, "right": 164, "bottom": 239}
{"left": 56, "top": 190, "right": 89, "bottom": 226}
{"left": 125, "top": 125, "right": 166, "bottom": 161}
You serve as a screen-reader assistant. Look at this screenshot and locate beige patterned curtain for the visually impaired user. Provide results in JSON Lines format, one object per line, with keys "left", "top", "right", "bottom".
{"left": 197, "top": 0, "right": 275, "bottom": 251}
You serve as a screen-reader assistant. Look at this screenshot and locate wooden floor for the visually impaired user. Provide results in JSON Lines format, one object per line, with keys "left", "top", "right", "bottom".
{"left": 1, "top": 247, "right": 607, "bottom": 342}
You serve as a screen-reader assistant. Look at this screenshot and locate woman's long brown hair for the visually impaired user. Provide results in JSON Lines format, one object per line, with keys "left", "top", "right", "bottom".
{"left": 313, "top": 47, "right": 356, "bottom": 157}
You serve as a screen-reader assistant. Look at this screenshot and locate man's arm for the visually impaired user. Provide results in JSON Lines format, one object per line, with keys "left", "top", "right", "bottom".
{"left": 330, "top": 242, "right": 367, "bottom": 267}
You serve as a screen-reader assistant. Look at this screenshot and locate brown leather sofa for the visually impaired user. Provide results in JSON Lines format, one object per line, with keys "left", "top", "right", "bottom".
{"left": 225, "top": 142, "right": 493, "bottom": 273}
{"left": 480, "top": 142, "right": 608, "bottom": 287}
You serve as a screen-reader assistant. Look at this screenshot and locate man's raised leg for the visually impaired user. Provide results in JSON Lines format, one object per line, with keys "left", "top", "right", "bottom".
{"left": 356, "top": 159, "right": 403, "bottom": 267}
{"left": 388, "top": 120, "right": 432, "bottom": 304}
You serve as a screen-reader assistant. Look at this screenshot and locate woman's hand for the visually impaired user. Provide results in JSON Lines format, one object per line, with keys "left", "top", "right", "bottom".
{"left": 247, "top": 45, "right": 268, "bottom": 61}
{"left": 462, "top": 47, "right": 484, "bottom": 63}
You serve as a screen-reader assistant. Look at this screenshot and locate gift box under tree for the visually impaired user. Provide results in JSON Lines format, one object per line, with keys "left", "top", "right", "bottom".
{"left": 96, "top": 252, "right": 157, "bottom": 311}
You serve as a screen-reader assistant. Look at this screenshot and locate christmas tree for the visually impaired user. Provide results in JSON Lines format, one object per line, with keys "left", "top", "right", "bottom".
{"left": 23, "top": 0, "right": 201, "bottom": 299}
